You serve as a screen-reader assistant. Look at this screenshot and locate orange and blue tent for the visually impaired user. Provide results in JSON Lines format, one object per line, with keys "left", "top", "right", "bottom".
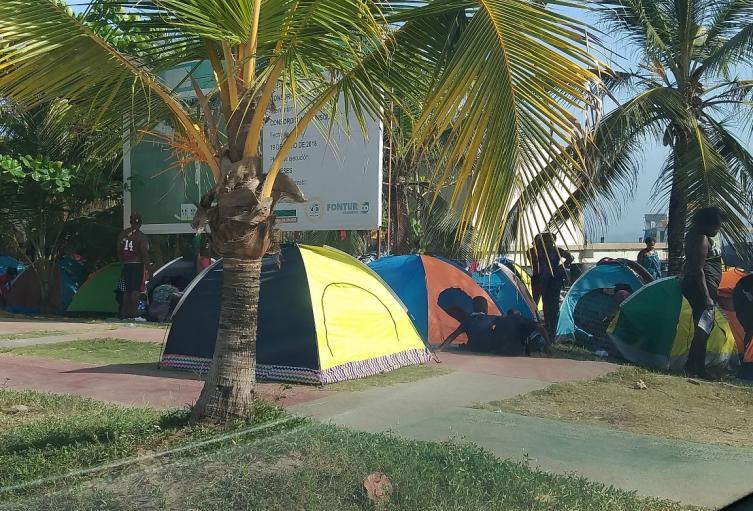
{"left": 472, "top": 263, "right": 537, "bottom": 320}
{"left": 369, "top": 255, "right": 500, "bottom": 345}
{"left": 718, "top": 268, "right": 748, "bottom": 351}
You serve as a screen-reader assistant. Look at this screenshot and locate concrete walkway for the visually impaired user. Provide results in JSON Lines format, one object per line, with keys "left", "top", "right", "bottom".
{"left": 292, "top": 367, "right": 753, "bottom": 508}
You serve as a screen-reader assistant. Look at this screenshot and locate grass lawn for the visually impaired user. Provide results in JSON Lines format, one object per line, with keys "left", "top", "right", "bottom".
{"left": 0, "top": 338, "right": 162, "bottom": 365}
{"left": 0, "top": 331, "right": 66, "bottom": 342}
{"left": 0, "top": 389, "right": 291, "bottom": 492}
{"left": 0, "top": 389, "right": 695, "bottom": 511}
{"left": 478, "top": 366, "right": 753, "bottom": 448}
{"left": 325, "top": 364, "right": 453, "bottom": 392}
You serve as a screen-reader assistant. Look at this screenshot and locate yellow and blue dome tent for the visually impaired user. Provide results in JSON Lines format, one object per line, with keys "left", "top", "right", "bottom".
{"left": 607, "top": 277, "right": 740, "bottom": 377}
{"left": 161, "top": 244, "right": 431, "bottom": 384}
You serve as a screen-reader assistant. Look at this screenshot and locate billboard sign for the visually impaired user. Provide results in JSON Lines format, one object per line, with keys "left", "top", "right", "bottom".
{"left": 123, "top": 61, "right": 216, "bottom": 234}
{"left": 126, "top": 65, "right": 383, "bottom": 233}
{"left": 263, "top": 90, "right": 383, "bottom": 231}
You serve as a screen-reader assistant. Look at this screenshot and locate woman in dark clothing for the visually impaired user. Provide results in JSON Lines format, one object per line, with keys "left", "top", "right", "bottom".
{"left": 682, "top": 207, "right": 725, "bottom": 377}
{"left": 527, "top": 233, "right": 574, "bottom": 337}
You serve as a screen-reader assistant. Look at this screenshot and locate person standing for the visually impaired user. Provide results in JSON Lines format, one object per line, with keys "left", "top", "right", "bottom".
{"left": 637, "top": 236, "right": 662, "bottom": 280}
{"left": 528, "top": 233, "right": 574, "bottom": 337}
{"left": 682, "top": 207, "right": 725, "bottom": 378}
{"left": 117, "top": 212, "right": 149, "bottom": 320}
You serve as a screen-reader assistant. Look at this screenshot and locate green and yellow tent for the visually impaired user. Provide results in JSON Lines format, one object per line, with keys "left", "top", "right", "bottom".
{"left": 66, "top": 263, "right": 121, "bottom": 315}
{"left": 607, "top": 277, "right": 740, "bottom": 377}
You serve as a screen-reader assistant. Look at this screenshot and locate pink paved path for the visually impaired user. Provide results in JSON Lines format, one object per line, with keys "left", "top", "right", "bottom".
{"left": 0, "top": 349, "right": 616, "bottom": 409}
{"left": 0, "top": 354, "right": 331, "bottom": 409}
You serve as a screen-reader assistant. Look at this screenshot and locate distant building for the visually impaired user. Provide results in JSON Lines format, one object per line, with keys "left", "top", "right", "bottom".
{"left": 643, "top": 213, "right": 668, "bottom": 243}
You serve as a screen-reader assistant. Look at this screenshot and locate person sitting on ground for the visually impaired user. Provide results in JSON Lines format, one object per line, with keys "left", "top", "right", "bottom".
{"left": 613, "top": 283, "right": 633, "bottom": 306}
{"left": 492, "top": 308, "right": 551, "bottom": 356}
{"left": 637, "top": 237, "right": 662, "bottom": 280}
{"left": 733, "top": 274, "right": 753, "bottom": 350}
{"left": 435, "top": 296, "right": 498, "bottom": 353}
{"left": 148, "top": 278, "right": 183, "bottom": 322}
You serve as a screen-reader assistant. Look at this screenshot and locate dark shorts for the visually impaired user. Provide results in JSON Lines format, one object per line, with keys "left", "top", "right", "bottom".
{"left": 121, "top": 263, "right": 144, "bottom": 293}
{"left": 682, "top": 279, "right": 718, "bottom": 322}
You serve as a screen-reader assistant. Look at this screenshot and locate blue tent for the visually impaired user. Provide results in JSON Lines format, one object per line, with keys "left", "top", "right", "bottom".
{"left": 472, "top": 264, "right": 537, "bottom": 320}
{"left": 4, "top": 257, "right": 85, "bottom": 314}
{"left": 556, "top": 259, "right": 653, "bottom": 343}
{"left": 0, "top": 255, "right": 24, "bottom": 274}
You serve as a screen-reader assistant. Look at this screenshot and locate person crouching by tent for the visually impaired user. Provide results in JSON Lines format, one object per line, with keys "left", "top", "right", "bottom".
{"left": 528, "top": 232, "right": 574, "bottom": 337}
{"left": 493, "top": 309, "right": 551, "bottom": 356}
{"left": 613, "top": 283, "right": 634, "bottom": 306}
{"left": 435, "top": 296, "right": 498, "bottom": 353}
{"left": 637, "top": 237, "right": 662, "bottom": 280}
{"left": 734, "top": 274, "right": 753, "bottom": 350}
{"left": 148, "top": 277, "right": 183, "bottom": 322}
{"left": 434, "top": 297, "right": 550, "bottom": 356}
{"left": 682, "top": 207, "right": 725, "bottom": 378}
{"left": 117, "top": 212, "right": 150, "bottom": 320}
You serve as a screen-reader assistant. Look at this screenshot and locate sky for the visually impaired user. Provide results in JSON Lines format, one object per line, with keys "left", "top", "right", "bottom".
{"left": 580, "top": 15, "right": 669, "bottom": 242}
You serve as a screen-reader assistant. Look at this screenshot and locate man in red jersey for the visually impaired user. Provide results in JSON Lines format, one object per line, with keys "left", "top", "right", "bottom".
{"left": 117, "top": 212, "right": 149, "bottom": 319}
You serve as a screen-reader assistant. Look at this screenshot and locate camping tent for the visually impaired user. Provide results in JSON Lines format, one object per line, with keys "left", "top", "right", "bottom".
{"left": 556, "top": 258, "right": 653, "bottom": 344}
{"left": 732, "top": 273, "right": 753, "bottom": 380}
{"left": 717, "top": 268, "right": 748, "bottom": 350}
{"left": 4, "top": 257, "right": 85, "bottom": 314}
{"left": 0, "top": 255, "right": 24, "bottom": 274}
{"left": 66, "top": 263, "right": 122, "bottom": 315}
{"left": 161, "top": 245, "right": 431, "bottom": 384}
{"left": 146, "top": 257, "right": 196, "bottom": 299}
{"left": 607, "top": 277, "right": 740, "bottom": 377}
{"left": 369, "top": 254, "right": 500, "bottom": 345}
{"left": 472, "top": 263, "right": 537, "bottom": 320}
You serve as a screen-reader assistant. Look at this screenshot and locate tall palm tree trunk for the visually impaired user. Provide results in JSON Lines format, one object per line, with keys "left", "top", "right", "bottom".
{"left": 190, "top": 153, "right": 300, "bottom": 423}
{"left": 192, "top": 257, "right": 261, "bottom": 422}
{"left": 666, "top": 143, "right": 688, "bottom": 276}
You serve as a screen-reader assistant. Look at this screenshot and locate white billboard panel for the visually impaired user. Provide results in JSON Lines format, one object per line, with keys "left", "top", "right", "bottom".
{"left": 263, "top": 92, "right": 383, "bottom": 231}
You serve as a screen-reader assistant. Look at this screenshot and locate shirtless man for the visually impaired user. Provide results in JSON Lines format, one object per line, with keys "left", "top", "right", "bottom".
{"left": 117, "top": 212, "right": 149, "bottom": 319}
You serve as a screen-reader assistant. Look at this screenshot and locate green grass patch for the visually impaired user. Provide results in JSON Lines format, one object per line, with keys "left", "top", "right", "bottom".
{"left": 478, "top": 366, "right": 753, "bottom": 448}
{"left": 0, "top": 339, "right": 162, "bottom": 365}
{"left": 325, "top": 364, "right": 453, "bottom": 392}
{"left": 0, "top": 390, "right": 695, "bottom": 510}
{"left": 0, "top": 331, "right": 66, "bottom": 342}
{"left": 0, "top": 389, "right": 290, "bottom": 494}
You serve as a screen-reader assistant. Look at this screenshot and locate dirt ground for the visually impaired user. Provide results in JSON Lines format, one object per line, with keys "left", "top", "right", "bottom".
{"left": 480, "top": 366, "right": 753, "bottom": 447}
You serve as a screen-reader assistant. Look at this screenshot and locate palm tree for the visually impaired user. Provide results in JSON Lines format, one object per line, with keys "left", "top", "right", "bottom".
{"left": 555, "top": 0, "right": 753, "bottom": 274}
{"left": 0, "top": 0, "right": 597, "bottom": 422}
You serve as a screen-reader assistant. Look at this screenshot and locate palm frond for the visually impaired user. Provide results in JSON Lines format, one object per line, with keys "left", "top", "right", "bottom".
{"left": 0, "top": 0, "right": 217, "bottom": 174}
{"left": 594, "top": 0, "right": 675, "bottom": 66}
{"left": 404, "top": 0, "right": 599, "bottom": 254}
{"left": 654, "top": 121, "right": 752, "bottom": 247}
